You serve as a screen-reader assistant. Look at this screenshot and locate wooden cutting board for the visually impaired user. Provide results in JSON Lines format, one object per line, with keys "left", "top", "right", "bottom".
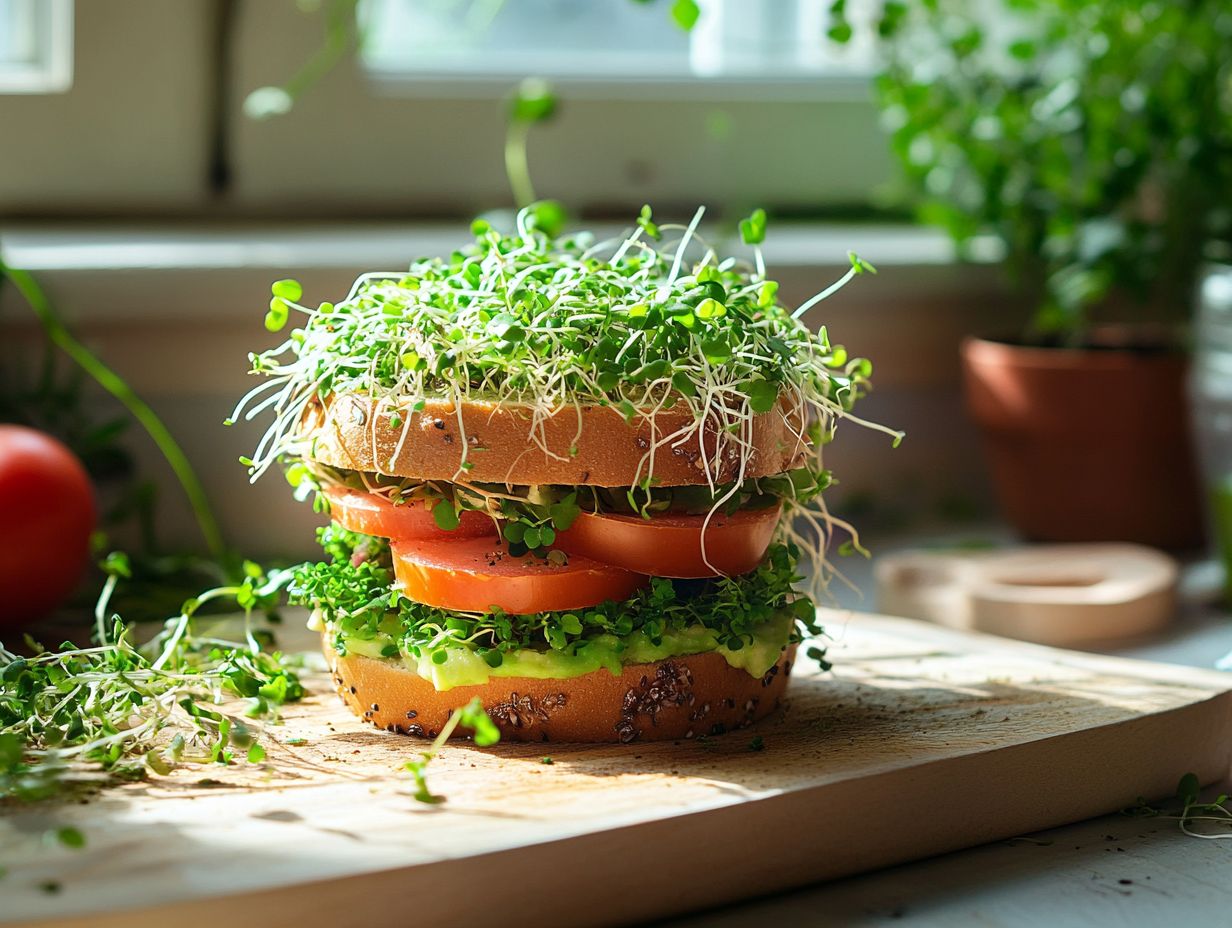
{"left": 3, "top": 610, "right": 1231, "bottom": 928}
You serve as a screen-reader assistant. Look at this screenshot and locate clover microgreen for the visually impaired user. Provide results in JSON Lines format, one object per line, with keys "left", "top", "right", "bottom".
{"left": 670, "top": 0, "right": 701, "bottom": 32}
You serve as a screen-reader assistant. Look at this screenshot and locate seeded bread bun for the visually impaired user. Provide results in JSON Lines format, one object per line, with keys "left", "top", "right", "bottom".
{"left": 301, "top": 393, "right": 808, "bottom": 487}
{"left": 324, "top": 635, "right": 796, "bottom": 743}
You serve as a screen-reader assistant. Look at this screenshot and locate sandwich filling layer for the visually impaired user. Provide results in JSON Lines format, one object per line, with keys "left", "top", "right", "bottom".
{"left": 292, "top": 523, "right": 812, "bottom": 691}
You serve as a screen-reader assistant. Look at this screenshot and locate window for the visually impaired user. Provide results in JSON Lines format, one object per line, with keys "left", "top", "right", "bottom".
{"left": 0, "top": 0, "right": 889, "bottom": 216}
{"left": 230, "top": 0, "right": 888, "bottom": 215}
{"left": 362, "top": 0, "right": 875, "bottom": 89}
{"left": 363, "top": 0, "right": 692, "bottom": 82}
{"left": 0, "top": 0, "right": 72, "bottom": 93}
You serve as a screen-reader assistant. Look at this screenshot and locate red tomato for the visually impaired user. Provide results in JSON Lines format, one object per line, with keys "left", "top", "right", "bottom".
{"left": 390, "top": 537, "right": 648, "bottom": 614}
{"left": 322, "top": 485, "right": 495, "bottom": 541}
{"left": 0, "top": 426, "right": 95, "bottom": 626}
{"left": 555, "top": 505, "right": 781, "bottom": 578}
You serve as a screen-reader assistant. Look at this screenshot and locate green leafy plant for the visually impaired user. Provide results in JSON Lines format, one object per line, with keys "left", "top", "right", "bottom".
{"left": 833, "top": 0, "right": 1232, "bottom": 338}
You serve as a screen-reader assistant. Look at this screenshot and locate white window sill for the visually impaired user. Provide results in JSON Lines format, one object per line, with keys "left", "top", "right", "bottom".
{"left": 0, "top": 221, "right": 1004, "bottom": 324}
{"left": 0, "top": 220, "right": 1005, "bottom": 270}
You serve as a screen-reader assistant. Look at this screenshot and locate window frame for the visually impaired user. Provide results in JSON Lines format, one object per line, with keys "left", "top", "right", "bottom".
{"left": 0, "top": 0, "right": 73, "bottom": 94}
{"left": 358, "top": 0, "right": 877, "bottom": 99}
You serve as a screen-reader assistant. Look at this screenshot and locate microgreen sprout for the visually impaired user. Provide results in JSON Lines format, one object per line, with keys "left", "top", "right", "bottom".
{"left": 670, "top": 0, "right": 701, "bottom": 32}
{"left": 0, "top": 557, "right": 302, "bottom": 801}
{"left": 402, "top": 697, "right": 500, "bottom": 803}
{"left": 243, "top": 0, "right": 361, "bottom": 121}
{"left": 505, "top": 78, "right": 559, "bottom": 209}
{"left": 739, "top": 208, "right": 768, "bottom": 280}
{"left": 791, "top": 252, "right": 877, "bottom": 321}
{"left": 1126, "top": 772, "right": 1232, "bottom": 840}
{"left": 52, "top": 826, "right": 86, "bottom": 849}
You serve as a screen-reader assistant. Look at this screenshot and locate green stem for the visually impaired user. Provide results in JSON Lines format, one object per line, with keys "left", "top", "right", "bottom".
{"left": 504, "top": 120, "right": 536, "bottom": 209}
{"left": 282, "top": 1, "right": 357, "bottom": 101}
{"left": 95, "top": 572, "right": 119, "bottom": 646}
{"left": 0, "top": 258, "right": 229, "bottom": 564}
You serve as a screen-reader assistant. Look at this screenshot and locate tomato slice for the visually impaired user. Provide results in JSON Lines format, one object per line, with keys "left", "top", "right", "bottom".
{"left": 322, "top": 485, "right": 495, "bottom": 541}
{"left": 555, "top": 505, "right": 781, "bottom": 578}
{"left": 391, "top": 538, "right": 649, "bottom": 614}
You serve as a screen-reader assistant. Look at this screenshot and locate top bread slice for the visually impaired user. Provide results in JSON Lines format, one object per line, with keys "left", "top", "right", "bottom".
{"left": 300, "top": 393, "right": 809, "bottom": 487}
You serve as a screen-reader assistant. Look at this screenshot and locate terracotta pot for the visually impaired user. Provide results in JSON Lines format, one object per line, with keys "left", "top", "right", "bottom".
{"left": 961, "top": 336, "right": 1205, "bottom": 549}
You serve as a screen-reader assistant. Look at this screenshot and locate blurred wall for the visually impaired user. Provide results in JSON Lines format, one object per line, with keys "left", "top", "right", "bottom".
{"left": 0, "top": 0, "right": 215, "bottom": 214}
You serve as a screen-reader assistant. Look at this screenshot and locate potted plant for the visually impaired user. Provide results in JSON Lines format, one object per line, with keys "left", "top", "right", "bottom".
{"left": 832, "top": 0, "right": 1232, "bottom": 548}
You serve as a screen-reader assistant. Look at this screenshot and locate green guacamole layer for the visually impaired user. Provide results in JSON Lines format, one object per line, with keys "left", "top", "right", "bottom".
{"left": 314, "top": 607, "right": 795, "bottom": 691}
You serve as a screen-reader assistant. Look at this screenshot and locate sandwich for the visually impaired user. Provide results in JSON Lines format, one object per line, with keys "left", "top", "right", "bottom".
{"left": 232, "top": 206, "right": 889, "bottom": 742}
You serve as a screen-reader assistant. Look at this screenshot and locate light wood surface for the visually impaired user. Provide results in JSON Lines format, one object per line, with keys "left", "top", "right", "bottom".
{"left": 2, "top": 609, "right": 1230, "bottom": 928}
{"left": 875, "top": 544, "right": 1179, "bottom": 646}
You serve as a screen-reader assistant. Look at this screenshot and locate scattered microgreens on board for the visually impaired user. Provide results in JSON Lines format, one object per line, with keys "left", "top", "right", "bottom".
{"left": 0, "top": 554, "right": 303, "bottom": 801}
{"left": 1, "top": 548, "right": 507, "bottom": 807}
{"left": 403, "top": 697, "right": 500, "bottom": 803}
{"left": 1125, "top": 772, "right": 1232, "bottom": 840}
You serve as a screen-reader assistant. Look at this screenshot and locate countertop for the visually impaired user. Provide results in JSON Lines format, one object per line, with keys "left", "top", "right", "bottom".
{"left": 659, "top": 530, "right": 1232, "bottom": 928}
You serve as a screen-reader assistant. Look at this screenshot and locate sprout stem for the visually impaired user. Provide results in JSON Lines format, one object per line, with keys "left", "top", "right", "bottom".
{"left": 793, "top": 266, "right": 858, "bottom": 320}
{"left": 504, "top": 120, "right": 536, "bottom": 209}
